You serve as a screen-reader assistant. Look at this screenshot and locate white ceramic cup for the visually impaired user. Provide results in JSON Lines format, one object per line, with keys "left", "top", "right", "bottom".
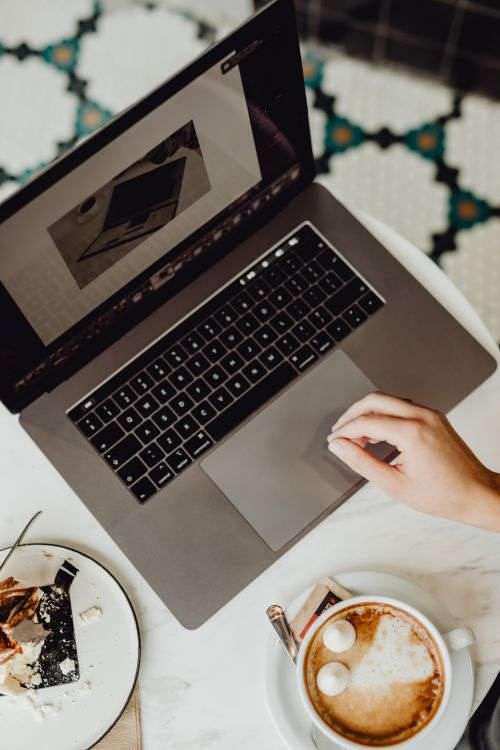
{"left": 296, "top": 595, "right": 475, "bottom": 749}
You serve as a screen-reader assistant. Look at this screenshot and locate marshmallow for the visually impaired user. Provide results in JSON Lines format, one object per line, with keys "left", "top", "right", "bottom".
{"left": 316, "top": 661, "right": 350, "bottom": 696}
{"left": 322, "top": 619, "right": 356, "bottom": 653}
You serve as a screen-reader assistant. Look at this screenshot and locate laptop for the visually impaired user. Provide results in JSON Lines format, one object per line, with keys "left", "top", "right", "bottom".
{"left": 0, "top": 0, "right": 495, "bottom": 628}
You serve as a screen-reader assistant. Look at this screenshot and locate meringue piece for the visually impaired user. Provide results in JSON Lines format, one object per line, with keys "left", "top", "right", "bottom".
{"left": 316, "top": 661, "right": 350, "bottom": 696}
{"left": 322, "top": 619, "right": 356, "bottom": 653}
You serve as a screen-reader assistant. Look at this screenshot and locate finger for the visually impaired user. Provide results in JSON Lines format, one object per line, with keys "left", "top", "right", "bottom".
{"left": 330, "top": 414, "right": 413, "bottom": 448}
{"left": 331, "top": 392, "right": 424, "bottom": 433}
{"left": 328, "top": 438, "right": 402, "bottom": 492}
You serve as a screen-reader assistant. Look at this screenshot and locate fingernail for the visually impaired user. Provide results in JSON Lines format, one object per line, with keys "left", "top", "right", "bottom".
{"left": 328, "top": 439, "right": 346, "bottom": 456}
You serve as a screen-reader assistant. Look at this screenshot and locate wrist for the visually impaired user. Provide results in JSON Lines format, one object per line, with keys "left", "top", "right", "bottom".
{"left": 462, "top": 472, "right": 500, "bottom": 532}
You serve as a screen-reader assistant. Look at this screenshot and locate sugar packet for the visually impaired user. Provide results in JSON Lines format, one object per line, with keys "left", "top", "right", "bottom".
{"left": 290, "top": 577, "right": 352, "bottom": 643}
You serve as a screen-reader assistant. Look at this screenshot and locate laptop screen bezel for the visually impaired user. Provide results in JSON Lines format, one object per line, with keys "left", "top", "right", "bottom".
{"left": 0, "top": 0, "right": 315, "bottom": 413}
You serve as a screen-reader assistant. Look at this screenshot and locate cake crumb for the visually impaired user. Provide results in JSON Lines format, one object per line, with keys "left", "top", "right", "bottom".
{"left": 79, "top": 606, "right": 102, "bottom": 624}
{"left": 59, "top": 657, "right": 75, "bottom": 676}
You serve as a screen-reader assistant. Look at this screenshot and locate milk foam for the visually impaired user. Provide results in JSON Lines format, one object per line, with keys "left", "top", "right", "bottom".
{"left": 350, "top": 614, "right": 435, "bottom": 690}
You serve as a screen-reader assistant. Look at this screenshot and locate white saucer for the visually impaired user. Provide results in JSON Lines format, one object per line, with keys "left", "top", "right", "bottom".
{"left": 0, "top": 544, "right": 140, "bottom": 750}
{"left": 264, "top": 571, "right": 474, "bottom": 750}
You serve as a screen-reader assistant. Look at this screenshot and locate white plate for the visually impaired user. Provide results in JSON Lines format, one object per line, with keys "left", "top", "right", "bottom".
{"left": 0, "top": 543, "right": 140, "bottom": 750}
{"left": 265, "top": 571, "right": 474, "bottom": 750}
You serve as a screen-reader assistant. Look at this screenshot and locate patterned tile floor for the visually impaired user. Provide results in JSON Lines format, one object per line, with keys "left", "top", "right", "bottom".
{"left": 1, "top": 0, "right": 499, "bottom": 341}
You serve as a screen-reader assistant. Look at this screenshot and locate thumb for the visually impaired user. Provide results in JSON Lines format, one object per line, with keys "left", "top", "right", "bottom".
{"left": 328, "top": 438, "right": 401, "bottom": 493}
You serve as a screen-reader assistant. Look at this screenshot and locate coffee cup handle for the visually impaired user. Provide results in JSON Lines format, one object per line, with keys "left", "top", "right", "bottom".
{"left": 442, "top": 626, "right": 476, "bottom": 652}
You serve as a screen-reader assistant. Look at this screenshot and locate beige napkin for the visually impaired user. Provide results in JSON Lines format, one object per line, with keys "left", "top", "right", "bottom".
{"left": 95, "top": 687, "right": 142, "bottom": 750}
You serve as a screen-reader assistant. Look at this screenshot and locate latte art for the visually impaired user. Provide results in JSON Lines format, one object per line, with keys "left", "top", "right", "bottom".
{"left": 304, "top": 603, "right": 445, "bottom": 747}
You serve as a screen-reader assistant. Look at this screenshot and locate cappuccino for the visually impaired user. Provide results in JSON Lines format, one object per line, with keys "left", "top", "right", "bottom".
{"left": 304, "top": 602, "right": 445, "bottom": 746}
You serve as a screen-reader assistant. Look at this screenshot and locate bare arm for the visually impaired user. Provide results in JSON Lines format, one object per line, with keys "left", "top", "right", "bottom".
{"left": 327, "top": 392, "right": 500, "bottom": 533}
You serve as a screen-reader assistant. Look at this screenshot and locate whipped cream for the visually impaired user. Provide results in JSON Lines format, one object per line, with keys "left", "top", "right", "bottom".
{"left": 316, "top": 661, "right": 350, "bottom": 696}
{"left": 322, "top": 619, "right": 357, "bottom": 653}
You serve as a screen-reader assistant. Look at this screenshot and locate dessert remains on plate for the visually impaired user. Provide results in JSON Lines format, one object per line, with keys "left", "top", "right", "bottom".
{"left": 0, "top": 577, "right": 48, "bottom": 695}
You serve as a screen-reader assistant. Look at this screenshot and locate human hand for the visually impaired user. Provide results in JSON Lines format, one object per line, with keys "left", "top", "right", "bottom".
{"left": 327, "top": 392, "right": 500, "bottom": 532}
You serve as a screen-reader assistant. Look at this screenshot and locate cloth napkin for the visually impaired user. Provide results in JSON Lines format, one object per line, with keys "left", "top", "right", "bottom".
{"left": 96, "top": 687, "right": 142, "bottom": 750}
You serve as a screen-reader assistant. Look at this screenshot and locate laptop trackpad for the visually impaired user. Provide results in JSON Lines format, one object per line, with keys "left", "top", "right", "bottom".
{"left": 201, "top": 350, "right": 392, "bottom": 551}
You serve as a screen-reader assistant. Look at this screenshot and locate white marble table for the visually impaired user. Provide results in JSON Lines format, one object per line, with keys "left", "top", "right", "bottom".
{"left": 1, "top": 209, "right": 499, "bottom": 749}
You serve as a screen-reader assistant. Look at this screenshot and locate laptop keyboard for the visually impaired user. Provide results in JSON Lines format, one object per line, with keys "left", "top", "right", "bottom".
{"left": 68, "top": 223, "right": 384, "bottom": 504}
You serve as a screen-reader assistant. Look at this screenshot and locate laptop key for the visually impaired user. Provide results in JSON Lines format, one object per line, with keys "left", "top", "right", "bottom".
{"left": 285, "top": 273, "right": 307, "bottom": 296}
{"left": 343, "top": 304, "right": 368, "bottom": 328}
{"left": 282, "top": 251, "right": 302, "bottom": 274}
{"left": 117, "top": 407, "right": 142, "bottom": 431}
{"left": 131, "top": 476, "right": 156, "bottom": 503}
{"left": 259, "top": 345, "right": 283, "bottom": 370}
{"left": 220, "top": 326, "right": 243, "bottom": 350}
{"left": 290, "top": 344, "right": 318, "bottom": 372}
{"left": 270, "top": 310, "right": 293, "bottom": 334}
{"left": 269, "top": 287, "right": 292, "bottom": 308}
{"left": 135, "top": 394, "right": 159, "bottom": 418}
{"left": 78, "top": 412, "right": 103, "bottom": 437}
{"left": 226, "top": 373, "right": 250, "bottom": 399}
{"left": 166, "top": 448, "right": 192, "bottom": 474}
{"left": 247, "top": 279, "right": 270, "bottom": 302}
{"left": 187, "top": 379, "right": 210, "bottom": 403}
{"left": 186, "top": 352, "right": 211, "bottom": 377}
{"left": 309, "top": 305, "right": 332, "bottom": 329}
{"left": 198, "top": 318, "right": 221, "bottom": 342}
{"left": 254, "top": 324, "right": 277, "bottom": 348}
{"left": 330, "top": 255, "right": 355, "bottom": 282}
{"left": 169, "top": 366, "right": 193, "bottom": 390}
{"left": 236, "top": 311, "right": 259, "bottom": 336}
{"left": 243, "top": 359, "right": 267, "bottom": 384}
{"left": 262, "top": 265, "right": 286, "bottom": 287}
{"left": 130, "top": 372, "right": 154, "bottom": 395}
{"left": 304, "top": 284, "right": 326, "bottom": 307}
{"left": 292, "top": 320, "right": 316, "bottom": 343}
{"left": 118, "top": 456, "right": 147, "bottom": 486}
{"left": 359, "top": 291, "right": 384, "bottom": 315}
{"left": 185, "top": 430, "right": 214, "bottom": 460}
{"left": 214, "top": 305, "right": 237, "bottom": 327}
{"left": 113, "top": 384, "right": 137, "bottom": 409}
{"left": 149, "top": 461, "right": 175, "bottom": 489}
{"left": 327, "top": 318, "right": 351, "bottom": 342}
{"left": 168, "top": 394, "right": 194, "bottom": 418}
{"left": 237, "top": 338, "right": 262, "bottom": 362}
{"left": 301, "top": 260, "right": 323, "bottom": 284}
{"left": 157, "top": 429, "right": 182, "bottom": 453}
{"left": 231, "top": 290, "right": 254, "bottom": 315}
{"left": 91, "top": 421, "right": 125, "bottom": 453}
{"left": 164, "top": 345, "right": 188, "bottom": 369}
{"left": 192, "top": 400, "right": 217, "bottom": 424}
{"left": 139, "top": 442, "right": 165, "bottom": 468}
{"left": 152, "top": 380, "right": 176, "bottom": 404}
{"left": 147, "top": 357, "right": 170, "bottom": 382}
{"left": 204, "top": 340, "right": 227, "bottom": 363}
{"left": 254, "top": 301, "right": 277, "bottom": 323}
{"left": 287, "top": 299, "right": 310, "bottom": 322}
{"left": 318, "top": 271, "right": 342, "bottom": 295}
{"left": 206, "top": 361, "right": 296, "bottom": 442}
{"left": 276, "top": 333, "right": 300, "bottom": 356}
{"left": 95, "top": 398, "right": 120, "bottom": 423}
{"left": 153, "top": 404, "right": 178, "bottom": 428}
{"left": 325, "top": 278, "right": 365, "bottom": 316}
{"left": 221, "top": 351, "right": 244, "bottom": 375}
{"left": 175, "top": 415, "right": 199, "bottom": 440}
{"left": 205, "top": 365, "right": 227, "bottom": 388}
{"left": 209, "top": 386, "right": 233, "bottom": 411}
{"left": 182, "top": 332, "right": 204, "bottom": 354}
{"left": 135, "top": 419, "right": 160, "bottom": 444}
{"left": 310, "top": 331, "right": 335, "bottom": 355}
{"left": 104, "top": 435, "right": 142, "bottom": 469}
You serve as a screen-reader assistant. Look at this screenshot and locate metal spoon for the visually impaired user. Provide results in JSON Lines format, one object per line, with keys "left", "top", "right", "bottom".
{"left": 0, "top": 510, "right": 42, "bottom": 577}
{"left": 266, "top": 604, "right": 299, "bottom": 664}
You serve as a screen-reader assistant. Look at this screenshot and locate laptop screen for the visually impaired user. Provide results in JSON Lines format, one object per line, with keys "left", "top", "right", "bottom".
{"left": 0, "top": 0, "right": 313, "bottom": 411}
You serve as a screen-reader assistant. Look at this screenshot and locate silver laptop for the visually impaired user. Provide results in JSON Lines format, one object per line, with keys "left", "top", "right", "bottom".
{"left": 0, "top": 0, "right": 495, "bottom": 628}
